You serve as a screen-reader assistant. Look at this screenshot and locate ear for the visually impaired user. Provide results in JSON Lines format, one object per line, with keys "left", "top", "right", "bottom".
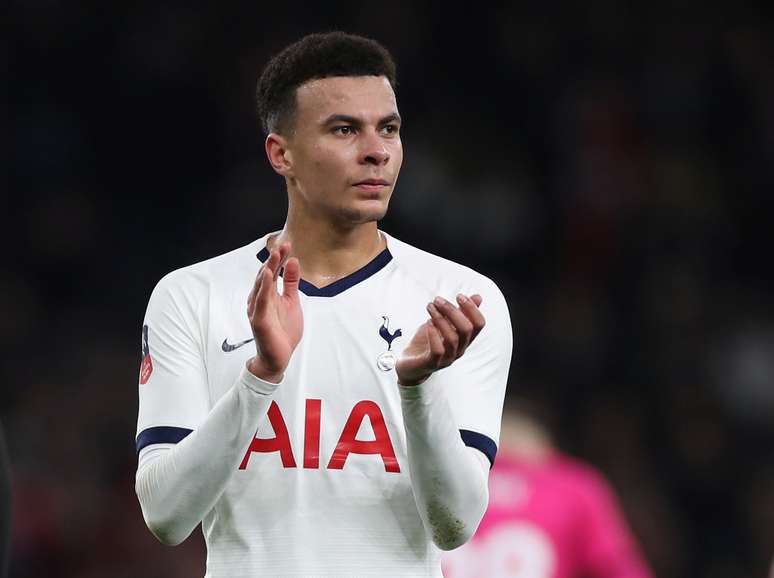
{"left": 265, "top": 133, "right": 294, "bottom": 177}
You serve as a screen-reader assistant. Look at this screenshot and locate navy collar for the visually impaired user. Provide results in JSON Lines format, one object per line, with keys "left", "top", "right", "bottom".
{"left": 256, "top": 246, "right": 393, "bottom": 297}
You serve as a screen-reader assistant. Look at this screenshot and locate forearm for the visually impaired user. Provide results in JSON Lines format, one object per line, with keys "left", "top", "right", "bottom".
{"left": 135, "top": 366, "right": 279, "bottom": 545}
{"left": 399, "top": 377, "right": 490, "bottom": 551}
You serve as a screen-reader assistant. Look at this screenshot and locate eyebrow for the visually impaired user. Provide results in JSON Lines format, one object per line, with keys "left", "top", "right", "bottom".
{"left": 321, "top": 112, "right": 402, "bottom": 127}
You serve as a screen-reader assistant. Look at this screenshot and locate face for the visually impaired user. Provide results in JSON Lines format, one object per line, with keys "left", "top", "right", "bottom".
{"left": 269, "top": 75, "right": 403, "bottom": 226}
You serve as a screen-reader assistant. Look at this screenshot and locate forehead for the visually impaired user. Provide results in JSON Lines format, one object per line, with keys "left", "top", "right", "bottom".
{"left": 295, "top": 76, "right": 398, "bottom": 120}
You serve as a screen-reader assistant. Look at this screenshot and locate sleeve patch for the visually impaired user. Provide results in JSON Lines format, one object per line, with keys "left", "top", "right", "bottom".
{"left": 139, "top": 324, "right": 154, "bottom": 385}
{"left": 460, "top": 429, "right": 498, "bottom": 468}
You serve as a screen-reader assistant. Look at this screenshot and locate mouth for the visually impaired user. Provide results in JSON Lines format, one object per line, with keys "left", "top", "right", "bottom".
{"left": 354, "top": 178, "right": 390, "bottom": 189}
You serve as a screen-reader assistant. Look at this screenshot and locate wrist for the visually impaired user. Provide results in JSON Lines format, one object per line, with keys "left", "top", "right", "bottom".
{"left": 246, "top": 356, "right": 284, "bottom": 384}
{"left": 396, "top": 371, "right": 432, "bottom": 388}
{"left": 398, "top": 374, "right": 435, "bottom": 402}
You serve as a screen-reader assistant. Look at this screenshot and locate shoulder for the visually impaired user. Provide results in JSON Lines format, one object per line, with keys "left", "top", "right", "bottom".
{"left": 147, "top": 237, "right": 265, "bottom": 310}
{"left": 385, "top": 232, "right": 508, "bottom": 311}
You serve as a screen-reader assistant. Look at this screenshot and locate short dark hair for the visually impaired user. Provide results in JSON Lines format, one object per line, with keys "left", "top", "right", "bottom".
{"left": 256, "top": 32, "right": 397, "bottom": 135}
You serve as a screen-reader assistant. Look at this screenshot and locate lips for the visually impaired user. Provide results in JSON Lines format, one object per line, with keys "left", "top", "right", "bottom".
{"left": 354, "top": 179, "right": 390, "bottom": 186}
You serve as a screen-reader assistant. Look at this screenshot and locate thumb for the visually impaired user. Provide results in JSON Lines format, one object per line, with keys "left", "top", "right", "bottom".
{"left": 282, "top": 257, "right": 301, "bottom": 299}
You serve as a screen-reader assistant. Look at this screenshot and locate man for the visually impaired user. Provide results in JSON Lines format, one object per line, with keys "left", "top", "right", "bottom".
{"left": 135, "top": 32, "right": 512, "bottom": 577}
{"left": 442, "top": 404, "right": 653, "bottom": 578}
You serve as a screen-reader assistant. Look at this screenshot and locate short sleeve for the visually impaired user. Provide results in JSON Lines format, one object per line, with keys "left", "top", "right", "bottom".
{"left": 135, "top": 271, "right": 211, "bottom": 454}
{"left": 440, "top": 276, "right": 513, "bottom": 466}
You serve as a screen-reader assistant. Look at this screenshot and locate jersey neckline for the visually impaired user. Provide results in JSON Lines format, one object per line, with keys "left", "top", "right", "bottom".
{"left": 256, "top": 242, "right": 393, "bottom": 298}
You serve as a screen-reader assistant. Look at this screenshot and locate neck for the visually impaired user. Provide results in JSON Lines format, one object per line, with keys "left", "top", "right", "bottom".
{"left": 268, "top": 206, "right": 386, "bottom": 287}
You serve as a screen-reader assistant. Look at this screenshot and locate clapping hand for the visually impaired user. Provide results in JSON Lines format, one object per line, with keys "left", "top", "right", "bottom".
{"left": 246, "top": 242, "right": 303, "bottom": 383}
{"left": 396, "top": 294, "right": 485, "bottom": 387}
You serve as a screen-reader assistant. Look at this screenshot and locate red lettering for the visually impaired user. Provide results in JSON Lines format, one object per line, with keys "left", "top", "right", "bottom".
{"left": 303, "top": 399, "right": 321, "bottom": 469}
{"left": 239, "top": 401, "right": 296, "bottom": 469}
{"left": 327, "top": 400, "right": 400, "bottom": 473}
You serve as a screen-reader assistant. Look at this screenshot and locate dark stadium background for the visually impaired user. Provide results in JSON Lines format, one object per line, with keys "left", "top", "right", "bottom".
{"left": 7, "top": 2, "right": 774, "bottom": 577}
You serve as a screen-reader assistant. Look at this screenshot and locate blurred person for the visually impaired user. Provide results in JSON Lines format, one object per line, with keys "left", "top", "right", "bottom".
{"left": 134, "top": 32, "right": 512, "bottom": 577}
{"left": 442, "top": 403, "right": 653, "bottom": 578}
{"left": 0, "top": 422, "right": 9, "bottom": 578}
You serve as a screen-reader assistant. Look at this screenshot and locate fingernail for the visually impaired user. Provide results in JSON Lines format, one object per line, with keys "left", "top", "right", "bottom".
{"left": 434, "top": 296, "right": 444, "bottom": 307}
{"left": 457, "top": 294, "right": 467, "bottom": 303}
{"left": 427, "top": 302, "right": 435, "bottom": 314}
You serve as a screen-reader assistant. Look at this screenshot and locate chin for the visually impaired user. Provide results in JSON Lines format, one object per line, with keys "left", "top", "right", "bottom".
{"left": 339, "top": 201, "right": 389, "bottom": 225}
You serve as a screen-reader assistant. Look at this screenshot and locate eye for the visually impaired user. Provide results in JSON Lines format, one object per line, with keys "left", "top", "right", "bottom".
{"left": 381, "top": 124, "right": 400, "bottom": 136}
{"left": 333, "top": 125, "right": 355, "bottom": 136}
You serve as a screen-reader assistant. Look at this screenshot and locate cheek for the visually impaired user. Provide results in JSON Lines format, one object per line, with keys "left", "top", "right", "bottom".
{"left": 296, "top": 147, "right": 353, "bottom": 197}
{"left": 296, "top": 147, "right": 333, "bottom": 180}
{"left": 391, "top": 141, "right": 404, "bottom": 170}
{"left": 313, "top": 148, "right": 354, "bottom": 177}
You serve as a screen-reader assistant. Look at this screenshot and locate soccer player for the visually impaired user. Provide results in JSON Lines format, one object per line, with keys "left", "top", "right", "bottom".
{"left": 442, "top": 404, "right": 654, "bottom": 578}
{"left": 135, "top": 32, "right": 512, "bottom": 577}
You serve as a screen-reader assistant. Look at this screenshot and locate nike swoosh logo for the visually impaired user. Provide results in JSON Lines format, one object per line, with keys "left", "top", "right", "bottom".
{"left": 221, "top": 337, "right": 254, "bottom": 352}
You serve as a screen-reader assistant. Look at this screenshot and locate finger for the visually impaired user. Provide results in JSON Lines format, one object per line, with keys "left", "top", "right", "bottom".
{"left": 264, "top": 248, "right": 282, "bottom": 279}
{"left": 282, "top": 257, "right": 301, "bottom": 300}
{"left": 456, "top": 294, "right": 486, "bottom": 342}
{"left": 274, "top": 243, "right": 291, "bottom": 281}
{"left": 426, "top": 320, "right": 446, "bottom": 363}
{"left": 471, "top": 294, "right": 483, "bottom": 307}
{"left": 254, "top": 265, "right": 276, "bottom": 314}
{"left": 434, "top": 296, "right": 474, "bottom": 353}
{"left": 427, "top": 302, "right": 459, "bottom": 359}
{"left": 247, "top": 264, "right": 266, "bottom": 317}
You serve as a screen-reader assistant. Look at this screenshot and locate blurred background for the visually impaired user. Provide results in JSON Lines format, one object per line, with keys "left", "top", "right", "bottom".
{"left": 7, "top": 1, "right": 774, "bottom": 577}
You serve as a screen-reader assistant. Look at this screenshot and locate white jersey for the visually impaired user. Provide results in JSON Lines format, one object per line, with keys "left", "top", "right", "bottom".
{"left": 136, "top": 231, "right": 512, "bottom": 577}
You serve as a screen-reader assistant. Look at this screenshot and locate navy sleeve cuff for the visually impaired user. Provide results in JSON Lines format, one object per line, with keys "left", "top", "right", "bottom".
{"left": 136, "top": 426, "right": 193, "bottom": 454}
{"left": 460, "top": 429, "right": 497, "bottom": 468}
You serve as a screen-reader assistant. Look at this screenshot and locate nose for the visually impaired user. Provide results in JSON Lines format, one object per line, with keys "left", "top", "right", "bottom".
{"left": 364, "top": 148, "right": 390, "bottom": 165}
{"left": 360, "top": 134, "right": 390, "bottom": 166}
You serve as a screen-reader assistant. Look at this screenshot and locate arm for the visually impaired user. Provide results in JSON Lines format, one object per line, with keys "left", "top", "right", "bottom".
{"left": 136, "top": 369, "right": 280, "bottom": 545}
{"left": 136, "top": 244, "right": 302, "bottom": 545}
{"left": 399, "top": 377, "right": 491, "bottom": 550}
{"left": 397, "top": 289, "right": 512, "bottom": 550}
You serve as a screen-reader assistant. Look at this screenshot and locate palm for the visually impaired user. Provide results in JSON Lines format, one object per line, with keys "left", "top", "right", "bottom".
{"left": 251, "top": 288, "right": 303, "bottom": 372}
{"left": 246, "top": 243, "right": 304, "bottom": 379}
{"left": 396, "top": 294, "right": 485, "bottom": 387}
{"left": 395, "top": 323, "right": 436, "bottom": 385}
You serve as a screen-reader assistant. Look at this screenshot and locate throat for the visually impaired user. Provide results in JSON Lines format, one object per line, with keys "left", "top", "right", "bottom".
{"left": 268, "top": 226, "right": 387, "bottom": 289}
{"left": 307, "top": 271, "right": 347, "bottom": 288}
{"left": 303, "top": 256, "right": 380, "bottom": 289}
